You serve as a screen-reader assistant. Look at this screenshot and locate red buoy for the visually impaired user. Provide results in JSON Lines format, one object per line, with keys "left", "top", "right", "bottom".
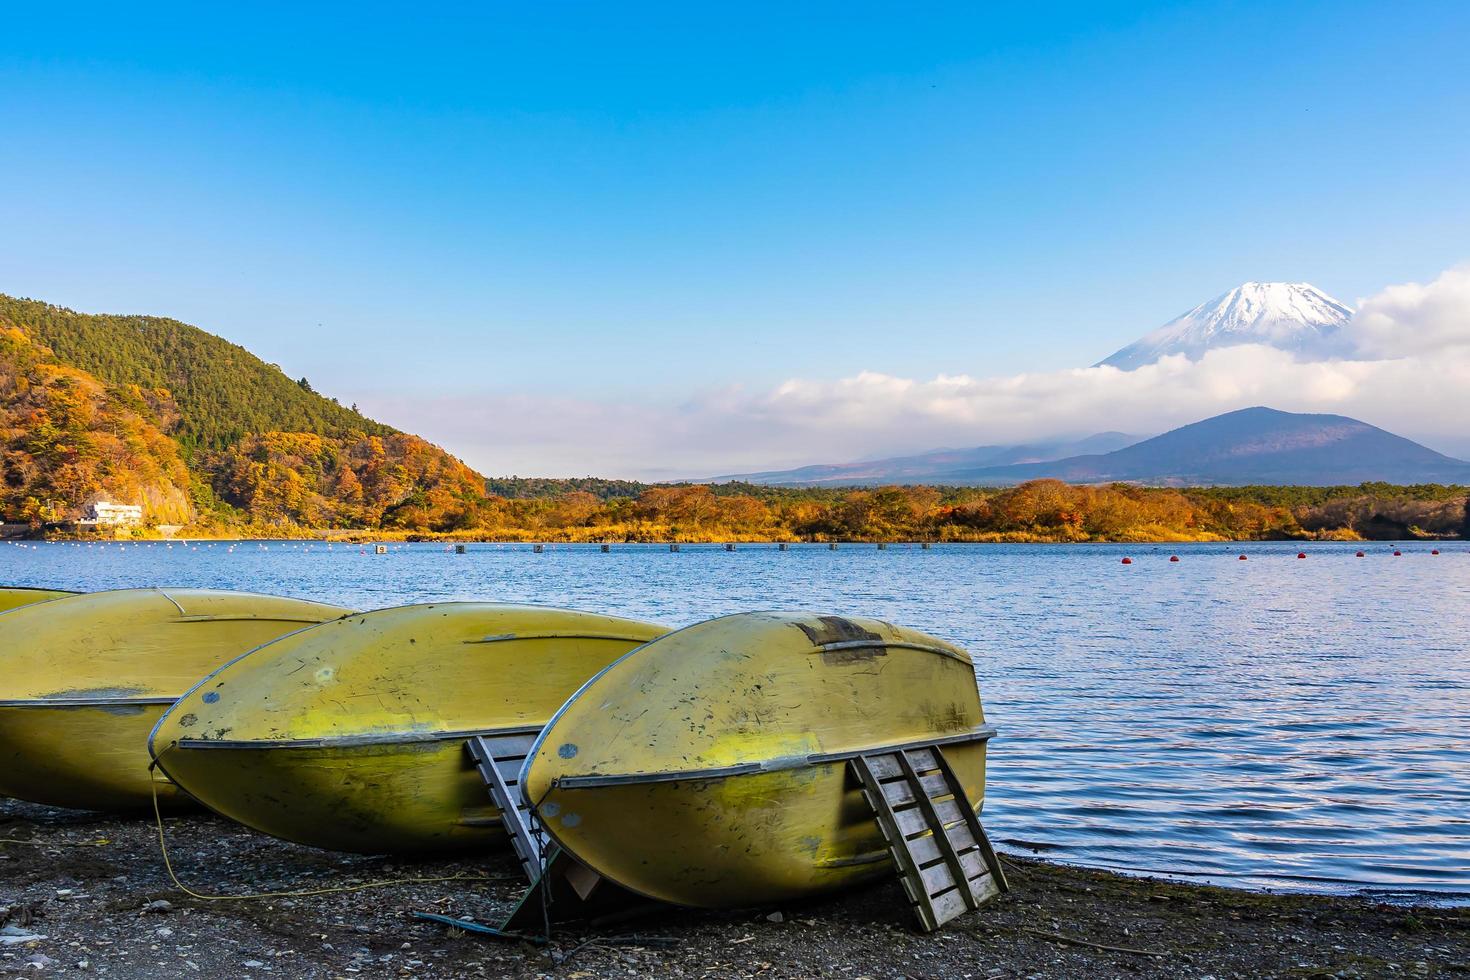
{"left": 1432, "top": 549, "right": 1441, "bottom": 555}
{"left": 1169, "top": 555, "right": 1180, "bottom": 562}
{"left": 1355, "top": 551, "right": 1365, "bottom": 557}
{"left": 1238, "top": 554, "right": 1248, "bottom": 561}
{"left": 1393, "top": 550, "right": 1402, "bottom": 556}
{"left": 1121, "top": 557, "right": 1133, "bottom": 564}
{"left": 1297, "top": 552, "right": 1307, "bottom": 559}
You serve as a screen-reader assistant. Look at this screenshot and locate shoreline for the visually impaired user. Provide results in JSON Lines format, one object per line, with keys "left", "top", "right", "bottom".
{"left": 13, "top": 531, "right": 1467, "bottom": 545}
{"left": 2, "top": 799, "right": 1463, "bottom": 978}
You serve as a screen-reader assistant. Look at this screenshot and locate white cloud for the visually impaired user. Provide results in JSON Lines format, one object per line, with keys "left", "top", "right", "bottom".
{"left": 366, "top": 263, "right": 1470, "bottom": 479}
{"left": 1345, "top": 264, "right": 1470, "bottom": 357}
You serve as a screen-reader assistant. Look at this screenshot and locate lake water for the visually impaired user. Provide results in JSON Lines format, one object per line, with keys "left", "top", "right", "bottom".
{"left": 4, "top": 538, "right": 1467, "bottom": 902}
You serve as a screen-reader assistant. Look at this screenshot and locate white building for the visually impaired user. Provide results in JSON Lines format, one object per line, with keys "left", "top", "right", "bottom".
{"left": 85, "top": 501, "right": 144, "bottom": 527}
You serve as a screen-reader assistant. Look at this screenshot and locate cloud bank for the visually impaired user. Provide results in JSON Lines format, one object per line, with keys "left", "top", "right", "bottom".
{"left": 379, "top": 263, "right": 1470, "bottom": 479}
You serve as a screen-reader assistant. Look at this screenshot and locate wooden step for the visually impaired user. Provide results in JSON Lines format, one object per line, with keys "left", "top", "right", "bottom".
{"left": 851, "top": 745, "right": 1008, "bottom": 932}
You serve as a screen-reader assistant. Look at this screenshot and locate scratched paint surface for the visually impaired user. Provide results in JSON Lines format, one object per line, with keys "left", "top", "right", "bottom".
{"left": 0, "top": 588, "right": 349, "bottom": 808}
{"left": 150, "top": 603, "right": 666, "bottom": 853}
{"left": 3, "top": 539, "right": 1468, "bottom": 899}
{"left": 0, "top": 586, "right": 74, "bottom": 612}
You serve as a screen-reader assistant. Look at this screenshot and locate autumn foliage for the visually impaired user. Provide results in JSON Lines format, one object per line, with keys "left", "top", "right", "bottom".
{"left": 0, "top": 295, "right": 1465, "bottom": 541}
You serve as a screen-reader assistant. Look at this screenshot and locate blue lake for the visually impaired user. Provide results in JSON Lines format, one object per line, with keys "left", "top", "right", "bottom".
{"left": 3, "top": 538, "right": 1467, "bottom": 901}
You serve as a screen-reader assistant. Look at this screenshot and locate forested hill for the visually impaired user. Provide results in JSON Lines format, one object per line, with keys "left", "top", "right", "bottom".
{"left": 0, "top": 294, "right": 485, "bottom": 531}
{"left": 0, "top": 296, "right": 391, "bottom": 452}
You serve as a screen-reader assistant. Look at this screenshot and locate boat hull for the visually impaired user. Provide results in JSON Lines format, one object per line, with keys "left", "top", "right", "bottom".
{"left": 534, "top": 741, "right": 987, "bottom": 905}
{"left": 148, "top": 737, "right": 518, "bottom": 852}
{"left": 150, "top": 604, "right": 669, "bottom": 853}
{"left": 521, "top": 611, "right": 994, "bottom": 908}
{"left": 0, "top": 589, "right": 350, "bottom": 810}
{"left": 0, "top": 701, "right": 185, "bottom": 810}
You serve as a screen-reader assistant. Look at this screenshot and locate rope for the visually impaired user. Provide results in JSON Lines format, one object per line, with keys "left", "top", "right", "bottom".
{"left": 149, "top": 764, "right": 499, "bottom": 901}
{"left": 1017, "top": 926, "right": 1166, "bottom": 957}
{"left": 0, "top": 837, "right": 111, "bottom": 847}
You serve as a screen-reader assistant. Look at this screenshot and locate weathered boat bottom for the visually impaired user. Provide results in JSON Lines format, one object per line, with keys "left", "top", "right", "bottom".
{"left": 0, "top": 701, "right": 191, "bottom": 810}
{"left": 153, "top": 729, "right": 554, "bottom": 854}
{"left": 534, "top": 739, "right": 991, "bottom": 908}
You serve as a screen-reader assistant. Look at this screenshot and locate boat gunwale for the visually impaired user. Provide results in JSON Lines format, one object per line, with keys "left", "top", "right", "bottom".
{"left": 464, "top": 630, "right": 663, "bottom": 645}
{"left": 169, "top": 614, "right": 347, "bottom": 625}
{"left": 167, "top": 722, "right": 546, "bottom": 751}
{"left": 0, "top": 696, "right": 178, "bottom": 708}
{"left": 548, "top": 724, "right": 998, "bottom": 789}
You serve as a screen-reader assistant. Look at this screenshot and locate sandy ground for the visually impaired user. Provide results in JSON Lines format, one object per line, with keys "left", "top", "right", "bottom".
{"left": 2, "top": 798, "right": 1466, "bottom": 979}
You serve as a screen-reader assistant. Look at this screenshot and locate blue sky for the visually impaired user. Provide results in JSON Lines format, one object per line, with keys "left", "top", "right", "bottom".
{"left": 2, "top": 2, "right": 1468, "bottom": 476}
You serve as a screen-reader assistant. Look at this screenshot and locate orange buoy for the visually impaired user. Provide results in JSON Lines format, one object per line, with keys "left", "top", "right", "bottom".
{"left": 1355, "top": 551, "right": 1365, "bottom": 557}
{"left": 1120, "top": 557, "right": 1133, "bottom": 564}
{"left": 1169, "top": 555, "right": 1180, "bottom": 562}
{"left": 1297, "top": 552, "right": 1307, "bottom": 559}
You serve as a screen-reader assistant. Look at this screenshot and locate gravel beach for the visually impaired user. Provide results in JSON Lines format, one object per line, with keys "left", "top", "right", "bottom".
{"left": 2, "top": 798, "right": 1465, "bottom": 979}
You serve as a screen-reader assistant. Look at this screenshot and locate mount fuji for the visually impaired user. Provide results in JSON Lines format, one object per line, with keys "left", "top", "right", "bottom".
{"left": 1097, "top": 282, "right": 1353, "bottom": 370}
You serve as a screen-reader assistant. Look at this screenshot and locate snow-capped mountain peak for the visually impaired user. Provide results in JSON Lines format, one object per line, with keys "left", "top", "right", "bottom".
{"left": 1096, "top": 282, "right": 1353, "bottom": 370}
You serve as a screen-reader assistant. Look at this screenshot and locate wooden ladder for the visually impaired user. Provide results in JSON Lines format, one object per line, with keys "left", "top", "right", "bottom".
{"left": 851, "top": 745, "right": 1009, "bottom": 932}
{"left": 465, "top": 734, "right": 614, "bottom": 934}
{"left": 465, "top": 733, "right": 549, "bottom": 884}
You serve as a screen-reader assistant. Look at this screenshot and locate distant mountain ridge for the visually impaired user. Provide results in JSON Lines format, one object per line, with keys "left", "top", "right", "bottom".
{"left": 702, "top": 432, "right": 1140, "bottom": 486}
{"left": 703, "top": 408, "right": 1470, "bottom": 488}
{"left": 944, "top": 407, "right": 1470, "bottom": 486}
{"left": 1097, "top": 282, "right": 1353, "bottom": 370}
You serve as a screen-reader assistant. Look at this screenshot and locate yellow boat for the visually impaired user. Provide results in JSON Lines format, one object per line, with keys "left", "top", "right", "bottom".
{"left": 520, "top": 611, "right": 997, "bottom": 908}
{"left": 149, "top": 603, "right": 669, "bottom": 854}
{"left": 0, "top": 586, "right": 76, "bottom": 613}
{"left": 0, "top": 588, "right": 350, "bottom": 810}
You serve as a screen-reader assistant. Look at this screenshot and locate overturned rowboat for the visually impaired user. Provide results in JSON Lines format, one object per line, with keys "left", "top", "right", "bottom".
{"left": 149, "top": 603, "right": 669, "bottom": 853}
{"left": 0, "top": 586, "right": 76, "bottom": 613}
{"left": 0, "top": 589, "right": 350, "bottom": 810}
{"left": 519, "top": 611, "right": 1003, "bottom": 918}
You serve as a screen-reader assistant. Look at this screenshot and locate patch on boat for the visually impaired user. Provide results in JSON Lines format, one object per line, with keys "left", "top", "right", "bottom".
{"left": 794, "top": 616, "right": 881, "bottom": 648}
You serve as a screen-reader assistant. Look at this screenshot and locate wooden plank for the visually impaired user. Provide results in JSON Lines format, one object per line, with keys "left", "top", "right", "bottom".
{"left": 908, "top": 833, "right": 943, "bottom": 867}
{"left": 945, "top": 818, "right": 979, "bottom": 853}
{"left": 494, "top": 757, "right": 525, "bottom": 783}
{"left": 917, "top": 859, "right": 957, "bottom": 897}
{"left": 484, "top": 733, "right": 539, "bottom": 758}
{"left": 865, "top": 755, "right": 906, "bottom": 780}
{"left": 958, "top": 848, "right": 988, "bottom": 882}
{"left": 881, "top": 771, "right": 951, "bottom": 806}
{"left": 971, "top": 872, "right": 1003, "bottom": 905}
{"left": 927, "top": 886, "right": 969, "bottom": 924}
{"left": 907, "top": 747, "right": 941, "bottom": 773}
{"left": 932, "top": 797, "right": 966, "bottom": 827}
{"left": 894, "top": 804, "right": 932, "bottom": 839}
